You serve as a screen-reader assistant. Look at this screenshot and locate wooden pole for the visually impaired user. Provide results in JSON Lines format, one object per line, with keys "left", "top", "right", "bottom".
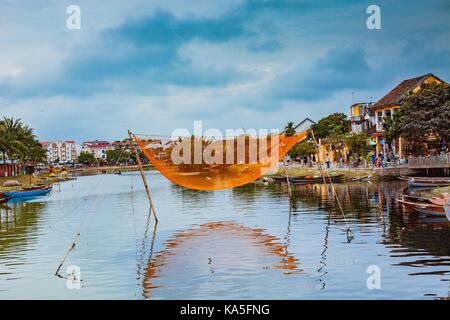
{"left": 128, "top": 130, "right": 158, "bottom": 223}
{"left": 310, "top": 129, "right": 328, "bottom": 185}
{"left": 283, "top": 157, "right": 292, "bottom": 199}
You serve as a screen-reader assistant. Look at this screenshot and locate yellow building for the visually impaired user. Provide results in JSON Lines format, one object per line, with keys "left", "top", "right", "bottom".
{"left": 369, "top": 73, "right": 445, "bottom": 159}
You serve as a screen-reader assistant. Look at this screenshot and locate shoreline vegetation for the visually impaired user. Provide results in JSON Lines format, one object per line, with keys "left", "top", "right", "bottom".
{"left": 277, "top": 166, "right": 373, "bottom": 180}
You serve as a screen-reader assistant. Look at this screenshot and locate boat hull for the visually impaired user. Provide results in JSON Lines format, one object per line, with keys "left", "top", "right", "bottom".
{"left": 405, "top": 177, "right": 450, "bottom": 188}
{"left": 2, "top": 186, "right": 52, "bottom": 198}
{"left": 0, "top": 196, "right": 11, "bottom": 203}
{"left": 445, "top": 202, "right": 450, "bottom": 222}
{"left": 398, "top": 199, "right": 446, "bottom": 217}
{"left": 291, "top": 174, "right": 344, "bottom": 184}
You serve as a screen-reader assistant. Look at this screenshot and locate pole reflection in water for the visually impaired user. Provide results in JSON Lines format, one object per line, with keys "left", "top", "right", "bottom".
{"left": 1, "top": 173, "right": 450, "bottom": 299}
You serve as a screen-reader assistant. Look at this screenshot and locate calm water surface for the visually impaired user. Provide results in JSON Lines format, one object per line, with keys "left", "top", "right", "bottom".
{"left": 1, "top": 172, "right": 449, "bottom": 299}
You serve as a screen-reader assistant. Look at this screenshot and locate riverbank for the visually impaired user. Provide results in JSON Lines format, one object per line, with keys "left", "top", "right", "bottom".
{"left": 276, "top": 166, "right": 374, "bottom": 180}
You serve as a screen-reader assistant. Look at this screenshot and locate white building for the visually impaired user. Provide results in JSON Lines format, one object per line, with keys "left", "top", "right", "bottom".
{"left": 80, "top": 140, "right": 113, "bottom": 160}
{"left": 41, "top": 140, "right": 77, "bottom": 163}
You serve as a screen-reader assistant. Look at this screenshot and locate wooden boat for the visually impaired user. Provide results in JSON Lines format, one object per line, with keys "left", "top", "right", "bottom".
{"left": 404, "top": 176, "right": 450, "bottom": 188}
{"left": 428, "top": 196, "right": 450, "bottom": 206}
{"left": 444, "top": 201, "right": 450, "bottom": 222}
{"left": 0, "top": 193, "right": 11, "bottom": 203}
{"left": 2, "top": 185, "right": 52, "bottom": 198}
{"left": 397, "top": 198, "right": 445, "bottom": 216}
{"left": 291, "top": 174, "right": 344, "bottom": 184}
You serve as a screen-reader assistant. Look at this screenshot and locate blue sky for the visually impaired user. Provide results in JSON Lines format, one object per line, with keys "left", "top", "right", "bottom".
{"left": 0, "top": 0, "right": 449, "bottom": 141}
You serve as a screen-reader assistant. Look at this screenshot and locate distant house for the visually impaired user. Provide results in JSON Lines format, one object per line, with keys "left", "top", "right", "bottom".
{"left": 349, "top": 102, "right": 375, "bottom": 134}
{"left": 80, "top": 140, "right": 113, "bottom": 160}
{"left": 41, "top": 140, "right": 77, "bottom": 163}
{"left": 293, "top": 117, "right": 315, "bottom": 133}
{"left": 369, "top": 73, "right": 445, "bottom": 158}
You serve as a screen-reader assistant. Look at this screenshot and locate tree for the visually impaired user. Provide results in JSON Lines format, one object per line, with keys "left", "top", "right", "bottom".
{"left": 345, "top": 133, "right": 370, "bottom": 159}
{"left": 284, "top": 121, "right": 295, "bottom": 136}
{"left": 310, "top": 113, "right": 350, "bottom": 139}
{"left": 383, "top": 108, "right": 403, "bottom": 142}
{"left": 288, "top": 140, "right": 316, "bottom": 158}
{"left": 0, "top": 117, "right": 46, "bottom": 166}
{"left": 0, "top": 117, "right": 25, "bottom": 165}
{"left": 106, "top": 147, "right": 129, "bottom": 165}
{"left": 399, "top": 82, "right": 450, "bottom": 147}
{"left": 77, "top": 151, "right": 96, "bottom": 165}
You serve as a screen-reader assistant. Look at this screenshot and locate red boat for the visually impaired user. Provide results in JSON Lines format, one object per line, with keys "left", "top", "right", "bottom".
{"left": 398, "top": 198, "right": 446, "bottom": 216}
{"left": 0, "top": 193, "right": 11, "bottom": 203}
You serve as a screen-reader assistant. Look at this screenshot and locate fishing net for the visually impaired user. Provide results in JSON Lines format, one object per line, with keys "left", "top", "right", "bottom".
{"left": 134, "top": 129, "right": 308, "bottom": 190}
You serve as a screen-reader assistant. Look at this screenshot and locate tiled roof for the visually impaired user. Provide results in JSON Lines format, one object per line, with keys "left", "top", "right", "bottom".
{"left": 371, "top": 73, "right": 444, "bottom": 111}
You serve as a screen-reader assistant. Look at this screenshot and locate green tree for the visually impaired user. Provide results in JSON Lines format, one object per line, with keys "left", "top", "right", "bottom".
{"left": 345, "top": 133, "right": 370, "bottom": 159}
{"left": 77, "top": 151, "right": 96, "bottom": 165}
{"left": 284, "top": 121, "right": 296, "bottom": 136}
{"left": 288, "top": 140, "right": 316, "bottom": 158}
{"left": 106, "top": 147, "right": 130, "bottom": 165}
{"left": 383, "top": 109, "right": 403, "bottom": 142}
{"left": 310, "top": 113, "right": 350, "bottom": 139}
{"left": 0, "top": 117, "right": 46, "bottom": 166}
{"left": 399, "top": 82, "right": 450, "bottom": 146}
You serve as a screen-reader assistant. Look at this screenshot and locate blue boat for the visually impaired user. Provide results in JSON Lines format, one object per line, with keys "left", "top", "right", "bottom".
{"left": 2, "top": 186, "right": 52, "bottom": 198}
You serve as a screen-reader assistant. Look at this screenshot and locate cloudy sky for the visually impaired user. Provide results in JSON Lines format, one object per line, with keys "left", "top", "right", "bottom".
{"left": 0, "top": 0, "right": 449, "bottom": 141}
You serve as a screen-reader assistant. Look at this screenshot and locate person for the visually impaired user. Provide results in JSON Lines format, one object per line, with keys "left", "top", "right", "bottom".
{"left": 325, "top": 153, "right": 330, "bottom": 169}
{"left": 371, "top": 152, "right": 376, "bottom": 167}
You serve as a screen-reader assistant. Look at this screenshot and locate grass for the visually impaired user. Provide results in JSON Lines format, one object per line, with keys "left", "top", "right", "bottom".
{"left": 276, "top": 166, "right": 374, "bottom": 179}
{"left": 416, "top": 186, "right": 450, "bottom": 198}
{"left": 0, "top": 174, "right": 56, "bottom": 192}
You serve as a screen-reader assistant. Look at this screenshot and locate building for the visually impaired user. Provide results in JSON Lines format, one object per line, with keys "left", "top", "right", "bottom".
{"left": 369, "top": 73, "right": 445, "bottom": 159}
{"left": 80, "top": 140, "right": 113, "bottom": 160}
{"left": 349, "top": 102, "right": 375, "bottom": 134}
{"left": 41, "top": 140, "right": 77, "bottom": 163}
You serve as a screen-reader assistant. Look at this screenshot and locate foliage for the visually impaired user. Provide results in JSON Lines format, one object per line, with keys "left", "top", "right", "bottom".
{"left": 310, "top": 112, "right": 350, "bottom": 139}
{"left": 0, "top": 117, "right": 46, "bottom": 165}
{"left": 288, "top": 140, "right": 316, "bottom": 158}
{"left": 106, "top": 147, "right": 129, "bottom": 164}
{"left": 284, "top": 121, "right": 295, "bottom": 136}
{"left": 400, "top": 82, "right": 450, "bottom": 144}
{"left": 383, "top": 83, "right": 450, "bottom": 146}
{"left": 345, "top": 133, "right": 371, "bottom": 159}
{"left": 383, "top": 108, "right": 403, "bottom": 142}
{"left": 77, "top": 151, "right": 96, "bottom": 165}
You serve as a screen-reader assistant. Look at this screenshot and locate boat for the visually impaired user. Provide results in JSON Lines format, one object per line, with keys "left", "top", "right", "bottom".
{"left": 290, "top": 174, "right": 344, "bottom": 184}
{"left": 0, "top": 194, "right": 11, "bottom": 203}
{"left": 270, "top": 173, "right": 344, "bottom": 184}
{"left": 2, "top": 185, "right": 52, "bottom": 198}
{"left": 397, "top": 198, "right": 446, "bottom": 216}
{"left": 403, "top": 176, "right": 450, "bottom": 188}
{"left": 444, "top": 201, "right": 450, "bottom": 222}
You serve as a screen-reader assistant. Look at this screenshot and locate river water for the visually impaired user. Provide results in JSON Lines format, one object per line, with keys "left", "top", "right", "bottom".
{"left": 0, "top": 172, "right": 449, "bottom": 299}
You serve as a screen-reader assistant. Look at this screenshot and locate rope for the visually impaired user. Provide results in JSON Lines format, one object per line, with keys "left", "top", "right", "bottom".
{"left": 54, "top": 147, "right": 127, "bottom": 277}
{"left": 310, "top": 129, "right": 354, "bottom": 242}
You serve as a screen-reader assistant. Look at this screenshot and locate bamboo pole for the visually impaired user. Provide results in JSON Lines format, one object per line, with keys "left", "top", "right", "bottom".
{"left": 283, "top": 157, "right": 292, "bottom": 199}
{"left": 128, "top": 130, "right": 158, "bottom": 223}
{"left": 310, "top": 129, "right": 328, "bottom": 185}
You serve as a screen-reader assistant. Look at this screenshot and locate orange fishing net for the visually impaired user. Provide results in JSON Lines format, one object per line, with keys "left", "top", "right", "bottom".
{"left": 135, "top": 131, "right": 307, "bottom": 190}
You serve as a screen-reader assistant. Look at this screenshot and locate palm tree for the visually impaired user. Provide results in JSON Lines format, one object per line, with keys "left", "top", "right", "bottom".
{"left": 284, "top": 121, "right": 296, "bottom": 136}
{"left": 0, "top": 117, "right": 25, "bottom": 166}
{"left": 0, "top": 117, "right": 46, "bottom": 176}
